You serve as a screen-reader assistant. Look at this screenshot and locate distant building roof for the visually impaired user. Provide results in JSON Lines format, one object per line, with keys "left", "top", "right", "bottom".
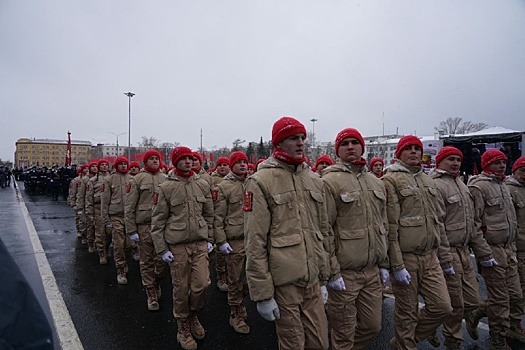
{"left": 16, "top": 138, "right": 92, "bottom": 146}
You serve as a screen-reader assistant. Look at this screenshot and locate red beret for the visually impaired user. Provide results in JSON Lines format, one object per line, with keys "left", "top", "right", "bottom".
{"left": 315, "top": 154, "right": 335, "bottom": 168}
{"left": 436, "top": 146, "right": 463, "bottom": 166}
{"left": 334, "top": 128, "right": 365, "bottom": 157}
{"left": 481, "top": 149, "right": 507, "bottom": 171}
{"left": 216, "top": 156, "right": 230, "bottom": 167}
{"left": 229, "top": 151, "right": 248, "bottom": 168}
{"left": 129, "top": 161, "right": 140, "bottom": 168}
{"left": 97, "top": 158, "right": 109, "bottom": 168}
{"left": 171, "top": 146, "right": 194, "bottom": 166}
{"left": 369, "top": 157, "right": 384, "bottom": 168}
{"left": 271, "top": 116, "right": 306, "bottom": 147}
{"left": 395, "top": 135, "right": 423, "bottom": 159}
{"left": 143, "top": 150, "right": 162, "bottom": 162}
{"left": 114, "top": 156, "right": 128, "bottom": 167}
{"left": 513, "top": 156, "right": 525, "bottom": 173}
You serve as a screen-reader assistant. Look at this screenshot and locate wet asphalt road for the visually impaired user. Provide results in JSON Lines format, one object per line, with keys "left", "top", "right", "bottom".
{"left": 4, "top": 180, "right": 525, "bottom": 349}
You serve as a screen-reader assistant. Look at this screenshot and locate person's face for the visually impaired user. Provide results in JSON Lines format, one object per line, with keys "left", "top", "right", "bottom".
{"left": 146, "top": 156, "right": 159, "bottom": 171}
{"left": 82, "top": 167, "right": 89, "bottom": 175}
{"left": 514, "top": 167, "right": 525, "bottom": 184}
{"left": 216, "top": 163, "right": 230, "bottom": 176}
{"left": 278, "top": 133, "right": 306, "bottom": 160}
{"left": 399, "top": 145, "right": 422, "bottom": 166}
{"left": 232, "top": 160, "right": 247, "bottom": 176}
{"left": 90, "top": 165, "right": 98, "bottom": 174}
{"left": 192, "top": 158, "right": 201, "bottom": 171}
{"left": 117, "top": 163, "right": 128, "bottom": 173}
{"left": 178, "top": 156, "right": 194, "bottom": 172}
{"left": 316, "top": 162, "right": 330, "bottom": 173}
{"left": 372, "top": 162, "right": 383, "bottom": 176}
{"left": 129, "top": 166, "right": 140, "bottom": 175}
{"left": 247, "top": 167, "right": 254, "bottom": 175}
{"left": 438, "top": 155, "right": 462, "bottom": 175}
{"left": 337, "top": 138, "right": 363, "bottom": 163}
{"left": 99, "top": 163, "right": 109, "bottom": 173}
{"left": 487, "top": 159, "right": 507, "bottom": 176}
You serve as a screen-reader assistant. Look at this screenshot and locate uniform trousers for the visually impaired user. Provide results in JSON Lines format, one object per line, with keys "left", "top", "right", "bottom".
{"left": 109, "top": 216, "right": 132, "bottom": 269}
{"left": 137, "top": 224, "right": 167, "bottom": 286}
{"left": 225, "top": 239, "right": 247, "bottom": 306}
{"left": 94, "top": 205, "right": 110, "bottom": 254}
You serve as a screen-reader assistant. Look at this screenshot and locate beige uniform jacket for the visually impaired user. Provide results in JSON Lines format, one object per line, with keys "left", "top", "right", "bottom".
{"left": 244, "top": 157, "right": 332, "bottom": 302}
{"left": 68, "top": 176, "right": 82, "bottom": 207}
{"left": 382, "top": 161, "right": 451, "bottom": 271}
{"left": 100, "top": 172, "right": 131, "bottom": 224}
{"left": 211, "top": 171, "right": 225, "bottom": 188}
{"left": 505, "top": 176, "right": 525, "bottom": 252}
{"left": 322, "top": 162, "right": 388, "bottom": 276}
{"left": 75, "top": 175, "right": 91, "bottom": 211}
{"left": 150, "top": 171, "right": 214, "bottom": 255}
{"left": 198, "top": 169, "right": 212, "bottom": 188}
{"left": 468, "top": 172, "right": 518, "bottom": 247}
{"left": 85, "top": 173, "right": 109, "bottom": 217}
{"left": 430, "top": 169, "right": 493, "bottom": 260}
{"left": 213, "top": 172, "right": 245, "bottom": 245}
{"left": 124, "top": 170, "right": 167, "bottom": 233}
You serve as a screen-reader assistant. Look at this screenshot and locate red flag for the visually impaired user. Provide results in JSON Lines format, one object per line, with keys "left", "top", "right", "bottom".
{"left": 65, "top": 131, "right": 72, "bottom": 166}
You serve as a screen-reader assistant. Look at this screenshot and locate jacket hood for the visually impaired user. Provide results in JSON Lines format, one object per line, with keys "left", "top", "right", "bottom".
{"left": 322, "top": 162, "right": 365, "bottom": 175}
{"left": 383, "top": 160, "right": 421, "bottom": 175}
{"left": 257, "top": 156, "right": 310, "bottom": 172}
{"left": 505, "top": 175, "right": 524, "bottom": 187}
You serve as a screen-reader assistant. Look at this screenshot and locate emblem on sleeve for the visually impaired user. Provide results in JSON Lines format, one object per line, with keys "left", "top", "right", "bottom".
{"left": 152, "top": 192, "right": 159, "bottom": 206}
{"left": 100, "top": 183, "right": 105, "bottom": 193}
{"left": 242, "top": 191, "right": 253, "bottom": 212}
{"left": 126, "top": 183, "right": 131, "bottom": 193}
{"left": 211, "top": 189, "right": 218, "bottom": 203}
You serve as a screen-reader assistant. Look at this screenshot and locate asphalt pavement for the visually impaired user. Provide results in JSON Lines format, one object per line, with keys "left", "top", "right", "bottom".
{"left": 3, "top": 180, "right": 523, "bottom": 349}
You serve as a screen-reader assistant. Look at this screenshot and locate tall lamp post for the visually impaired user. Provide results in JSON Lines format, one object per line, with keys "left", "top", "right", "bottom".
{"left": 310, "top": 118, "right": 318, "bottom": 158}
{"left": 108, "top": 131, "right": 126, "bottom": 156}
{"left": 124, "top": 92, "right": 135, "bottom": 161}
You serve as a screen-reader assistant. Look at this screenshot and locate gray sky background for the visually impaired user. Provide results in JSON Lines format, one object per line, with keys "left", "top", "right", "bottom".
{"left": 1, "top": 0, "right": 524, "bottom": 162}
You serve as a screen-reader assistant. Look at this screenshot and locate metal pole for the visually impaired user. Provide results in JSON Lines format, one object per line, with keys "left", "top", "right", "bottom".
{"left": 310, "top": 118, "right": 318, "bottom": 158}
{"left": 124, "top": 92, "right": 135, "bottom": 161}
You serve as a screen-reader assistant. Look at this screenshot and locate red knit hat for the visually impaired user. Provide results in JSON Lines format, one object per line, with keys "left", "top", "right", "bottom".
{"left": 192, "top": 151, "right": 202, "bottom": 164}
{"left": 315, "top": 154, "right": 335, "bottom": 168}
{"left": 114, "top": 156, "right": 128, "bottom": 167}
{"left": 143, "top": 149, "right": 162, "bottom": 163}
{"left": 216, "top": 156, "right": 229, "bottom": 167}
{"left": 271, "top": 116, "right": 307, "bottom": 147}
{"left": 229, "top": 151, "right": 248, "bottom": 168}
{"left": 481, "top": 149, "right": 507, "bottom": 171}
{"left": 97, "top": 158, "right": 109, "bottom": 168}
{"left": 512, "top": 156, "right": 525, "bottom": 173}
{"left": 248, "top": 163, "right": 256, "bottom": 170}
{"left": 395, "top": 135, "right": 423, "bottom": 159}
{"left": 334, "top": 128, "right": 365, "bottom": 157}
{"left": 171, "top": 146, "right": 194, "bottom": 166}
{"left": 436, "top": 146, "right": 463, "bottom": 166}
{"left": 129, "top": 161, "right": 140, "bottom": 168}
{"left": 369, "top": 157, "right": 384, "bottom": 168}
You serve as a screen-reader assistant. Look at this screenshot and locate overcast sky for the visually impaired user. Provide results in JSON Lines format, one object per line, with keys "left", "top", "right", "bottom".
{"left": 1, "top": 0, "right": 524, "bottom": 162}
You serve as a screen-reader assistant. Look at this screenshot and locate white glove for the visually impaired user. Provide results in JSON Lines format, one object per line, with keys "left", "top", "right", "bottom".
{"left": 256, "top": 298, "right": 280, "bottom": 321}
{"left": 394, "top": 268, "right": 411, "bottom": 285}
{"left": 480, "top": 258, "right": 498, "bottom": 267}
{"left": 207, "top": 242, "right": 214, "bottom": 254}
{"left": 162, "top": 251, "right": 174, "bottom": 263}
{"left": 129, "top": 233, "right": 139, "bottom": 242}
{"left": 77, "top": 210, "right": 83, "bottom": 215}
{"left": 443, "top": 265, "right": 455, "bottom": 275}
{"left": 219, "top": 242, "right": 233, "bottom": 254}
{"left": 379, "top": 268, "right": 390, "bottom": 285}
{"left": 106, "top": 222, "right": 113, "bottom": 228}
{"left": 320, "top": 285, "right": 328, "bottom": 304}
{"left": 328, "top": 277, "right": 346, "bottom": 291}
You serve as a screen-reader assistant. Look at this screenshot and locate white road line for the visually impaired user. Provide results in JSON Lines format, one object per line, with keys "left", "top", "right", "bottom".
{"left": 17, "top": 189, "right": 84, "bottom": 350}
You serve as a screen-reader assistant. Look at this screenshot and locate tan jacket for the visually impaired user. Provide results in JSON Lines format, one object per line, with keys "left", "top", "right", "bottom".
{"left": 75, "top": 175, "right": 91, "bottom": 211}
{"left": 125, "top": 170, "right": 167, "bottom": 233}
{"left": 505, "top": 176, "right": 525, "bottom": 252}
{"left": 85, "top": 172, "right": 110, "bottom": 217}
{"left": 322, "top": 162, "right": 388, "bottom": 276}
{"left": 430, "top": 169, "right": 492, "bottom": 260}
{"left": 150, "top": 171, "right": 214, "bottom": 255}
{"left": 244, "top": 157, "right": 332, "bottom": 302}
{"left": 382, "top": 161, "right": 451, "bottom": 271}
{"left": 68, "top": 176, "right": 82, "bottom": 207}
{"left": 468, "top": 172, "right": 518, "bottom": 247}
{"left": 100, "top": 172, "right": 131, "bottom": 224}
{"left": 213, "top": 172, "right": 245, "bottom": 245}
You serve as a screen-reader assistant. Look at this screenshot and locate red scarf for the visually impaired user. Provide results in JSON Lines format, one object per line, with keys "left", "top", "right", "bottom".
{"left": 351, "top": 157, "right": 367, "bottom": 166}
{"left": 175, "top": 168, "right": 194, "bottom": 178}
{"left": 483, "top": 170, "right": 506, "bottom": 181}
{"left": 272, "top": 148, "right": 306, "bottom": 166}
{"left": 145, "top": 164, "right": 159, "bottom": 174}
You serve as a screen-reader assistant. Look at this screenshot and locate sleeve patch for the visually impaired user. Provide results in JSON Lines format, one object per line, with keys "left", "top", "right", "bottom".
{"left": 211, "top": 189, "right": 218, "bottom": 203}
{"left": 242, "top": 191, "right": 253, "bottom": 212}
{"left": 152, "top": 192, "right": 159, "bottom": 206}
{"left": 100, "top": 183, "right": 105, "bottom": 193}
{"left": 126, "top": 183, "right": 131, "bottom": 193}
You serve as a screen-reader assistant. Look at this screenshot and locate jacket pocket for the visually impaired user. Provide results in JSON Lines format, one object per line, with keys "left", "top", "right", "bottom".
{"left": 269, "top": 234, "right": 307, "bottom": 286}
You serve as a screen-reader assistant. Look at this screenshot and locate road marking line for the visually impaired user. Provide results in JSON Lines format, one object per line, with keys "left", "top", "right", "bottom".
{"left": 18, "top": 191, "right": 84, "bottom": 350}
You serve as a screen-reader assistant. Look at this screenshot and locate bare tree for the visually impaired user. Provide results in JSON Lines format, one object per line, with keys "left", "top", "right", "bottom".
{"left": 138, "top": 136, "right": 159, "bottom": 148}
{"left": 232, "top": 138, "right": 245, "bottom": 151}
{"left": 435, "top": 117, "right": 488, "bottom": 135}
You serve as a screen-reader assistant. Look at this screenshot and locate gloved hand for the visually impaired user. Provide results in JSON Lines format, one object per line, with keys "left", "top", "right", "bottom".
{"left": 379, "top": 268, "right": 390, "bottom": 285}
{"left": 106, "top": 222, "right": 113, "bottom": 228}
{"left": 480, "top": 258, "right": 498, "bottom": 267}
{"left": 219, "top": 242, "right": 233, "bottom": 254}
{"left": 129, "top": 233, "right": 139, "bottom": 242}
{"left": 393, "top": 268, "right": 411, "bottom": 285}
{"left": 320, "top": 285, "right": 329, "bottom": 304}
{"left": 328, "top": 276, "right": 346, "bottom": 291}
{"left": 256, "top": 298, "right": 280, "bottom": 321}
{"left": 162, "top": 251, "right": 174, "bottom": 263}
{"left": 77, "top": 210, "right": 83, "bottom": 215}
{"left": 443, "top": 265, "right": 455, "bottom": 275}
{"left": 207, "top": 242, "right": 214, "bottom": 254}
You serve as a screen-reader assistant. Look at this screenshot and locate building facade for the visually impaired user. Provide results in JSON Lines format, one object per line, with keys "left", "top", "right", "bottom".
{"left": 15, "top": 138, "right": 92, "bottom": 168}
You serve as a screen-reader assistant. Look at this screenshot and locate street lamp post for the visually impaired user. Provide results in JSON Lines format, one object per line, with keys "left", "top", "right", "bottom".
{"left": 108, "top": 132, "right": 126, "bottom": 156}
{"left": 310, "top": 118, "right": 318, "bottom": 158}
{"left": 124, "top": 92, "right": 135, "bottom": 161}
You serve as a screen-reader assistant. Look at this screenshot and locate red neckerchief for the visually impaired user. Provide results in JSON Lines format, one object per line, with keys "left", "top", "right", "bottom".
{"left": 175, "top": 168, "right": 194, "bottom": 178}
{"left": 145, "top": 164, "right": 159, "bottom": 174}
{"left": 351, "top": 157, "right": 367, "bottom": 166}
{"left": 483, "top": 170, "right": 506, "bottom": 181}
{"left": 272, "top": 148, "right": 305, "bottom": 166}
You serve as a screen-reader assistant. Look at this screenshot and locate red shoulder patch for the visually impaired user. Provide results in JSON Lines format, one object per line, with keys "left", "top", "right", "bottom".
{"left": 152, "top": 192, "right": 159, "bottom": 206}
{"left": 211, "top": 189, "right": 218, "bottom": 203}
{"left": 100, "top": 183, "right": 105, "bottom": 193}
{"left": 242, "top": 191, "right": 253, "bottom": 212}
{"left": 126, "top": 183, "right": 131, "bottom": 193}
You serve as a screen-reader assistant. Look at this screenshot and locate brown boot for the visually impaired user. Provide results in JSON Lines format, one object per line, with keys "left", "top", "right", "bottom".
{"left": 444, "top": 337, "right": 461, "bottom": 350}
{"left": 99, "top": 251, "right": 107, "bottom": 265}
{"left": 489, "top": 333, "right": 510, "bottom": 350}
{"left": 229, "top": 305, "right": 250, "bottom": 334}
{"left": 217, "top": 272, "right": 228, "bottom": 292}
{"left": 177, "top": 318, "right": 197, "bottom": 350}
{"left": 116, "top": 267, "right": 128, "bottom": 285}
{"left": 507, "top": 320, "right": 525, "bottom": 343}
{"left": 188, "top": 311, "right": 205, "bottom": 340}
{"left": 145, "top": 286, "right": 159, "bottom": 311}
{"left": 464, "top": 308, "right": 483, "bottom": 340}
{"left": 88, "top": 242, "right": 96, "bottom": 253}
{"left": 132, "top": 247, "right": 140, "bottom": 262}
{"left": 425, "top": 331, "right": 440, "bottom": 348}
{"left": 154, "top": 280, "right": 162, "bottom": 299}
